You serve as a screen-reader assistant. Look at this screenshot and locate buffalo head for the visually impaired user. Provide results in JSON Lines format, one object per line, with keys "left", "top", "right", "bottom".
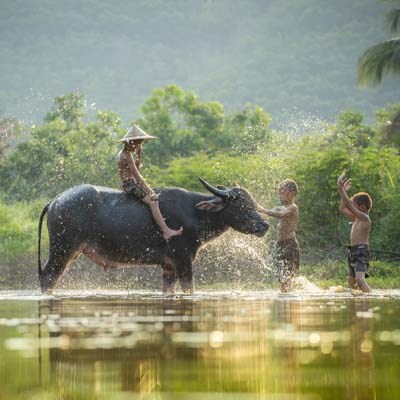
{"left": 196, "top": 177, "right": 269, "bottom": 236}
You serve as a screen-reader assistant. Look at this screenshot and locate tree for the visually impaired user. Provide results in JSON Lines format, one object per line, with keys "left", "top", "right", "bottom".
{"left": 224, "top": 106, "right": 271, "bottom": 154}
{"left": 0, "top": 87, "right": 273, "bottom": 201}
{"left": 135, "top": 85, "right": 272, "bottom": 166}
{"left": 331, "top": 110, "right": 376, "bottom": 148}
{"left": 375, "top": 103, "right": 400, "bottom": 147}
{"left": 44, "top": 92, "right": 87, "bottom": 128}
{"left": 0, "top": 93, "right": 122, "bottom": 201}
{"left": 135, "top": 85, "right": 224, "bottom": 166}
{"left": 358, "top": 6, "right": 400, "bottom": 87}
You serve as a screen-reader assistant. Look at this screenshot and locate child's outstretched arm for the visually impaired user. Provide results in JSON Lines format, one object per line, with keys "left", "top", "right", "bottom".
{"left": 257, "top": 205, "right": 268, "bottom": 214}
{"left": 258, "top": 205, "right": 295, "bottom": 219}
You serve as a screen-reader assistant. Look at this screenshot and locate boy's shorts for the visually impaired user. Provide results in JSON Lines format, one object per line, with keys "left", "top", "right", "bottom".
{"left": 122, "top": 179, "right": 147, "bottom": 200}
{"left": 347, "top": 245, "right": 370, "bottom": 278}
{"left": 273, "top": 238, "right": 300, "bottom": 283}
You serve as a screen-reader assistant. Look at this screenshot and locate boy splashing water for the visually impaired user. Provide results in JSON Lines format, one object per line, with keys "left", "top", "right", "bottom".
{"left": 258, "top": 179, "right": 300, "bottom": 292}
{"left": 337, "top": 174, "right": 372, "bottom": 293}
{"left": 118, "top": 125, "right": 183, "bottom": 241}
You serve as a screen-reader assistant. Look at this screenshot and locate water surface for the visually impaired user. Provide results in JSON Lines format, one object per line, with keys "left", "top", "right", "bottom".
{"left": 0, "top": 290, "right": 399, "bottom": 399}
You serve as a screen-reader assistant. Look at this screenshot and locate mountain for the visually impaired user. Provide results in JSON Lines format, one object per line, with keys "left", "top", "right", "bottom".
{"left": 0, "top": 0, "right": 398, "bottom": 126}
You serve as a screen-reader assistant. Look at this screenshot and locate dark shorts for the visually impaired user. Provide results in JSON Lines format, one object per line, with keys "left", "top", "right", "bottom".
{"left": 273, "top": 238, "right": 300, "bottom": 283}
{"left": 347, "top": 245, "right": 371, "bottom": 278}
{"left": 122, "top": 179, "right": 147, "bottom": 200}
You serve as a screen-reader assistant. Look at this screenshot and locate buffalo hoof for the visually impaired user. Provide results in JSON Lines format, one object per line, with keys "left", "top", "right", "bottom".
{"left": 163, "top": 288, "right": 176, "bottom": 296}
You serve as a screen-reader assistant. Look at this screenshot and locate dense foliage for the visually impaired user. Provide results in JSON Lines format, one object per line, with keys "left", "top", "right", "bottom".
{"left": 0, "top": 87, "right": 399, "bottom": 289}
{"left": 1, "top": 0, "right": 400, "bottom": 124}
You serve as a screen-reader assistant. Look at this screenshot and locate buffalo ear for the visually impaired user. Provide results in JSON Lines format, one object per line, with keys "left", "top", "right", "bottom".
{"left": 195, "top": 198, "right": 225, "bottom": 212}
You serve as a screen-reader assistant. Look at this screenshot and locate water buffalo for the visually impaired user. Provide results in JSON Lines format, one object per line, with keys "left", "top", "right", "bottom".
{"left": 38, "top": 178, "right": 269, "bottom": 294}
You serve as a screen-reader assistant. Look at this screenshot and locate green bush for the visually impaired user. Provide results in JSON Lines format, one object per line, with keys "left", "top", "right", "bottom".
{"left": 0, "top": 199, "right": 41, "bottom": 264}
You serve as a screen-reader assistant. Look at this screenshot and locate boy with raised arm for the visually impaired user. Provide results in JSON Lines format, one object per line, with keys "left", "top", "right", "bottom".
{"left": 118, "top": 125, "right": 183, "bottom": 241}
{"left": 337, "top": 174, "right": 372, "bottom": 293}
{"left": 258, "top": 179, "right": 300, "bottom": 292}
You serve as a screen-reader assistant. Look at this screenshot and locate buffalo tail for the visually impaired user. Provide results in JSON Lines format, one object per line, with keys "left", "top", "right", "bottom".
{"left": 38, "top": 203, "right": 50, "bottom": 280}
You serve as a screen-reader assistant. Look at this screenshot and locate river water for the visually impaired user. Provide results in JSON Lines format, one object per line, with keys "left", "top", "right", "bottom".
{"left": 0, "top": 290, "right": 399, "bottom": 399}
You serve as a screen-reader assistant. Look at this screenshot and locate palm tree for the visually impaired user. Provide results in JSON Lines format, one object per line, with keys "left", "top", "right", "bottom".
{"left": 358, "top": 7, "right": 400, "bottom": 87}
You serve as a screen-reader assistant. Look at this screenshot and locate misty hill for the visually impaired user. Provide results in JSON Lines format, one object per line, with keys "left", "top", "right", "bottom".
{"left": 1, "top": 0, "right": 399, "bottom": 126}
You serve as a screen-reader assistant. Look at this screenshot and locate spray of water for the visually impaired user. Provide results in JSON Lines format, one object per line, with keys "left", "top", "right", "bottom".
{"left": 272, "top": 107, "right": 330, "bottom": 137}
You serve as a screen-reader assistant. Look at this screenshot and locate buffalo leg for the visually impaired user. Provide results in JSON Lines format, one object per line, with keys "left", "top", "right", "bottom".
{"left": 162, "top": 263, "right": 177, "bottom": 294}
{"left": 177, "top": 265, "right": 193, "bottom": 294}
{"left": 40, "top": 243, "right": 80, "bottom": 293}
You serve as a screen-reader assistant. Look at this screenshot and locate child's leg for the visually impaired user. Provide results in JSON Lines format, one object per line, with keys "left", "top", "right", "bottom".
{"left": 275, "top": 252, "right": 289, "bottom": 293}
{"left": 355, "top": 271, "right": 371, "bottom": 293}
{"left": 278, "top": 242, "right": 299, "bottom": 293}
{"left": 280, "top": 280, "right": 289, "bottom": 293}
{"left": 348, "top": 276, "right": 358, "bottom": 289}
{"left": 142, "top": 196, "right": 183, "bottom": 241}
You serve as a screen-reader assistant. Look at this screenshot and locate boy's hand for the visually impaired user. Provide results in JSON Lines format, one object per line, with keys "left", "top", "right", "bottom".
{"left": 343, "top": 178, "right": 352, "bottom": 192}
{"left": 150, "top": 193, "right": 159, "bottom": 201}
{"left": 337, "top": 174, "right": 345, "bottom": 189}
{"left": 257, "top": 206, "right": 268, "bottom": 214}
{"left": 337, "top": 174, "right": 351, "bottom": 191}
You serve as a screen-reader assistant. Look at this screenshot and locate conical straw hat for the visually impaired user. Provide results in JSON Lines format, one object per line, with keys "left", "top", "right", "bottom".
{"left": 118, "top": 124, "right": 157, "bottom": 142}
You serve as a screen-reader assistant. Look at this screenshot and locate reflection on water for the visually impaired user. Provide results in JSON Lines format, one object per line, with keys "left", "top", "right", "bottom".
{"left": 0, "top": 292, "right": 400, "bottom": 399}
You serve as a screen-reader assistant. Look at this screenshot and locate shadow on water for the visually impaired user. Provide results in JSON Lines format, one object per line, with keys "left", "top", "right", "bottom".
{"left": 0, "top": 291, "right": 400, "bottom": 399}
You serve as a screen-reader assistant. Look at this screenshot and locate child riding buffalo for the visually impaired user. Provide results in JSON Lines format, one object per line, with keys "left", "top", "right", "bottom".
{"left": 118, "top": 125, "right": 183, "bottom": 241}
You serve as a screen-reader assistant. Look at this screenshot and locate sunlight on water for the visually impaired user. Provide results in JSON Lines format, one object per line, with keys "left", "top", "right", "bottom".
{"left": 0, "top": 291, "right": 400, "bottom": 399}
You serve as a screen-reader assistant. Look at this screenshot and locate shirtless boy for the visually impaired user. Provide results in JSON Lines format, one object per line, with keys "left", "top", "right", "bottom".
{"left": 258, "top": 179, "right": 300, "bottom": 292}
{"left": 337, "top": 174, "right": 372, "bottom": 293}
{"left": 118, "top": 125, "right": 183, "bottom": 241}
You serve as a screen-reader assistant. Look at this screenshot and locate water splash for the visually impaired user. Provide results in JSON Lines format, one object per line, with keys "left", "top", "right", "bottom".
{"left": 272, "top": 107, "right": 330, "bottom": 136}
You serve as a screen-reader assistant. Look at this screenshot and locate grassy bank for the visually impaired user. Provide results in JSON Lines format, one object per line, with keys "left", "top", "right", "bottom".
{"left": 301, "top": 260, "right": 400, "bottom": 290}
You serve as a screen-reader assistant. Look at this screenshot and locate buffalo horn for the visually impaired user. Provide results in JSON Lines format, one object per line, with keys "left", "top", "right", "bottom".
{"left": 198, "top": 177, "right": 230, "bottom": 198}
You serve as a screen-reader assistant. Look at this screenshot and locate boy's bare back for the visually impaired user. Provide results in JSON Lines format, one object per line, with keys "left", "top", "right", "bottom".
{"left": 118, "top": 150, "right": 137, "bottom": 183}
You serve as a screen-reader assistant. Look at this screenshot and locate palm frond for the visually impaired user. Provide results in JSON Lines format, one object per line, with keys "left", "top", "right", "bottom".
{"left": 387, "top": 9, "right": 400, "bottom": 34}
{"left": 357, "top": 38, "right": 400, "bottom": 87}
